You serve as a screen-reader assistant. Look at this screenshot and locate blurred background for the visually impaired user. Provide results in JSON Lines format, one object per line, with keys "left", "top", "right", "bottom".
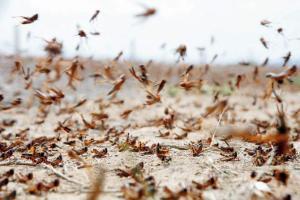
{"left": 0, "top": 0, "right": 300, "bottom": 65}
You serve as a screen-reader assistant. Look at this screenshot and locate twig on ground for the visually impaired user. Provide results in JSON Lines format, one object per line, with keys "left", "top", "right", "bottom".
{"left": 41, "top": 163, "right": 87, "bottom": 187}
{"left": 209, "top": 108, "right": 227, "bottom": 147}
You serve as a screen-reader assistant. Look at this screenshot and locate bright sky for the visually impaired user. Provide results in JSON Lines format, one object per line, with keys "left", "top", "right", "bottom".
{"left": 0, "top": 0, "right": 300, "bottom": 65}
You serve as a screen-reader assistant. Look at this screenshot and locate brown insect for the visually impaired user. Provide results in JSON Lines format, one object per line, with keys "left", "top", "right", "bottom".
{"left": 3, "top": 190, "right": 16, "bottom": 199}
{"left": 65, "top": 59, "right": 84, "bottom": 89}
{"left": 121, "top": 175, "right": 156, "bottom": 199}
{"left": 203, "top": 99, "right": 227, "bottom": 117}
{"left": 11, "top": 60, "right": 22, "bottom": 74}
{"left": 262, "top": 57, "right": 269, "bottom": 66}
{"left": 2, "top": 119, "right": 16, "bottom": 127}
{"left": 113, "top": 51, "right": 123, "bottom": 62}
{"left": 120, "top": 105, "right": 143, "bottom": 119}
{"left": 227, "top": 105, "right": 292, "bottom": 161}
{"left": 16, "top": 172, "right": 33, "bottom": 184}
{"left": 162, "top": 107, "right": 176, "bottom": 129}
{"left": 163, "top": 187, "right": 190, "bottom": 200}
{"left": 120, "top": 109, "right": 133, "bottom": 119}
{"left": 210, "top": 54, "right": 218, "bottom": 64}
{"left": 13, "top": 61, "right": 33, "bottom": 81}
{"left": 129, "top": 65, "right": 150, "bottom": 86}
{"left": 34, "top": 64, "right": 51, "bottom": 75}
{"left": 265, "top": 65, "right": 297, "bottom": 83}
{"left": 253, "top": 66, "right": 259, "bottom": 81}
{"left": 107, "top": 74, "right": 126, "bottom": 96}
{"left": 192, "top": 177, "right": 218, "bottom": 190}
{"left": 260, "top": 37, "right": 268, "bottom": 49}
{"left": 72, "top": 147, "right": 88, "bottom": 156}
{"left": 277, "top": 27, "right": 283, "bottom": 34}
{"left": 157, "top": 79, "right": 166, "bottom": 94}
{"left": 51, "top": 154, "right": 63, "bottom": 167}
{"left": 189, "top": 141, "right": 203, "bottom": 156}
{"left": 1, "top": 97, "right": 22, "bottom": 111}
{"left": 179, "top": 65, "right": 203, "bottom": 91}
{"left": 174, "top": 132, "right": 188, "bottom": 140}
{"left": 17, "top": 13, "right": 38, "bottom": 24}
{"left": 81, "top": 114, "right": 96, "bottom": 129}
{"left": 0, "top": 177, "right": 9, "bottom": 189}
{"left": 158, "top": 130, "right": 170, "bottom": 138}
{"left": 220, "top": 151, "right": 238, "bottom": 161}
{"left": 130, "top": 65, "right": 166, "bottom": 105}
{"left": 260, "top": 19, "right": 272, "bottom": 27}
{"left": 282, "top": 51, "right": 291, "bottom": 67}
{"left": 44, "top": 38, "right": 63, "bottom": 56}
{"left": 78, "top": 30, "right": 87, "bottom": 38}
{"left": 273, "top": 169, "right": 289, "bottom": 185}
{"left": 102, "top": 65, "right": 115, "bottom": 81}
{"left": 35, "top": 88, "right": 64, "bottom": 105}
{"left": 54, "top": 118, "right": 72, "bottom": 133}
{"left": 116, "top": 162, "right": 144, "bottom": 182}
{"left": 28, "top": 179, "right": 60, "bottom": 194}
{"left": 239, "top": 61, "right": 251, "bottom": 66}
{"left": 73, "top": 99, "right": 87, "bottom": 109}
{"left": 156, "top": 143, "right": 170, "bottom": 161}
{"left": 92, "top": 148, "right": 108, "bottom": 158}
{"left": 67, "top": 150, "right": 84, "bottom": 162}
{"left": 145, "top": 79, "right": 166, "bottom": 105}
{"left": 246, "top": 146, "right": 271, "bottom": 166}
{"left": 90, "top": 10, "right": 100, "bottom": 22}
{"left": 89, "top": 72, "right": 103, "bottom": 81}
{"left": 175, "top": 44, "right": 187, "bottom": 61}
{"left": 235, "top": 74, "right": 245, "bottom": 88}
{"left": 91, "top": 112, "right": 109, "bottom": 121}
{"left": 181, "top": 65, "right": 193, "bottom": 77}
{"left": 136, "top": 6, "right": 156, "bottom": 18}
{"left": 1, "top": 169, "right": 14, "bottom": 178}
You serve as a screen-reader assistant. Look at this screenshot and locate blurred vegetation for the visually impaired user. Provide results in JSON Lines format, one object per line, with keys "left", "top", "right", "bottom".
{"left": 167, "top": 85, "right": 181, "bottom": 97}
{"left": 202, "top": 83, "right": 233, "bottom": 96}
{"left": 292, "top": 76, "right": 300, "bottom": 86}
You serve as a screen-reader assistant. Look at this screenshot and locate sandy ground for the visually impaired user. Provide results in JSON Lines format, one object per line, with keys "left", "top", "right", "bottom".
{"left": 0, "top": 57, "right": 299, "bottom": 200}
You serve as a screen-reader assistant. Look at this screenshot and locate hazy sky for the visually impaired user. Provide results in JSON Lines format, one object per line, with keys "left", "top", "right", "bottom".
{"left": 0, "top": 0, "right": 300, "bottom": 65}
